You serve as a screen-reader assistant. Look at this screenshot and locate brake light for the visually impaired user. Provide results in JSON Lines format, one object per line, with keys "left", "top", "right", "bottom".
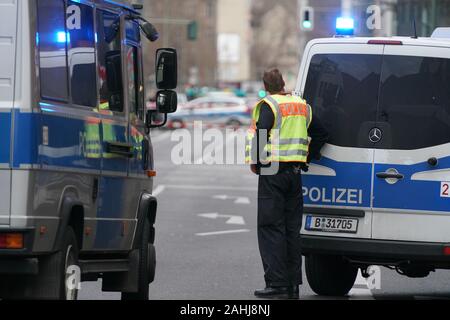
{"left": 0, "top": 233, "right": 24, "bottom": 249}
{"left": 368, "top": 40, "right": 403, "bottom": 45}
{"left": 443, "top": 246, "right": 450, "bottom": 255}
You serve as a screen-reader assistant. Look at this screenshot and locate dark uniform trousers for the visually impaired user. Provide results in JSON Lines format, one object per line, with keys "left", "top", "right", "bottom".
{"left": 257, "top": 164, "right": 303, "bottom": 287}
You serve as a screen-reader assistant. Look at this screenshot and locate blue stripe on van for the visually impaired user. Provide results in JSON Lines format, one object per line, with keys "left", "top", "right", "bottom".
{"left": 302, "top": 157, "right": 372, "bottom": 208}
{"left": 374, "top": 156, "right": 450, "bottom": 212}
{"left": 0, "top": 112, "right": 11, "bottom": 164}
{"left": 12, "top": 111, "right": 39, "bottom": 168}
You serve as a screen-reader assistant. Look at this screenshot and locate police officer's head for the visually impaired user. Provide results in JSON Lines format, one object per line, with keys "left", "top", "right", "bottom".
{"left": 263, "top": 69, "right": 285, "bottom": 94}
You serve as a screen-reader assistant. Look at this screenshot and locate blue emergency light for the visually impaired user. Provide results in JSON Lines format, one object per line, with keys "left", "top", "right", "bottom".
{"left": 56, "top": 31, "right": 70, "bottom": 43}
{"left": 336, "top": 17, "right": 354, "bottom": 36}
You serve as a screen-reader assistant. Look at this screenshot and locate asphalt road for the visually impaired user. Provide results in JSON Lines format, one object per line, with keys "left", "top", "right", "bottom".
{"left": 79, "top": 128, "right": 450, "bottom": 300}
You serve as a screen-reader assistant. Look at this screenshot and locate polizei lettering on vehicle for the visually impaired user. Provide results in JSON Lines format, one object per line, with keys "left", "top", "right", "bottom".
{"left": 302, "top": 186, "right": 363, "bottom": 205}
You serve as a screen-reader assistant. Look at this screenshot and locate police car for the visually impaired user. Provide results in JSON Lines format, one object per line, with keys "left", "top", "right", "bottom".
{"left": 167, "top": 95, "right": 251, "bottom": 129}
{"left": 0, "top": 0, "right": 177, "bottom": 299}
{"left": 296, "top": 28, "right": 450, "bottom": 296}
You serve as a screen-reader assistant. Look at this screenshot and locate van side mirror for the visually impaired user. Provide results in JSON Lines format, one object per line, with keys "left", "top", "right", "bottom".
{"left": 145, "top": 90, "right": 177, "bottom": 129}
{"left": 155, "top": 48, "right": 177, "bottom": 90}
{"left": 156, "top": 90, "right": 177, "bottom": 114}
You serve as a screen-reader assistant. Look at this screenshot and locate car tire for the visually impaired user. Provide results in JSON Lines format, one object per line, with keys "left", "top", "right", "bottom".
{"left": 121, "top": 218, "right": 153, "bottom": 300}
{"left": 30, "top": 226, "right": 80, "bottom": 300}
{"left": 305, "top": 254, "right": 357, "bottom": 296}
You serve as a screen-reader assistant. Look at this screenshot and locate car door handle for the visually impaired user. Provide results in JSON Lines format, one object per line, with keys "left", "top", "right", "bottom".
{"left": 376, "top": 172, "right": 404, "bottom": 180}
{"left": 105, "top": 141, "right": 134, "bottom": 158}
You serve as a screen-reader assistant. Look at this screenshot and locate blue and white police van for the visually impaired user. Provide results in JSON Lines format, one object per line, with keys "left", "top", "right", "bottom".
{"left": 0, "top": 0, "right": 177, "bottom": 299}
{"left": 296, "top": 28, "right": 450, "bottom": 296}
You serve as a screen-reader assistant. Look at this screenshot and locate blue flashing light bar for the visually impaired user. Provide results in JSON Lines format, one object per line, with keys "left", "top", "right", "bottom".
{"left": 336, "top": 17, "right": 354, "bottom": 36}
{"left": 56, "top": 31, "right": 70, "bottom": 43}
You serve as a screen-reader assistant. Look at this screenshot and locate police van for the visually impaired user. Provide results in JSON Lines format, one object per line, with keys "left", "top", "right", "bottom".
{"left": 0, "top": 0, "right": 177, "bottom": 299}
{"left": 296, "top": 29, "right": 450, "bottom": 296}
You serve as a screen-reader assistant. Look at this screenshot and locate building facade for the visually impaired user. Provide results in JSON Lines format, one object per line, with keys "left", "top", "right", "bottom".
{"left": 138, "top": 0, "right": 218, "bottom": 96}
{"left": 396, "top": 0, "right": 450, "bottom": 36}
{"left": 217, "top": 0, "right": 251, "bottom": 87}
{"left": 249, "top": 0, "right": 301, "bottom": 90}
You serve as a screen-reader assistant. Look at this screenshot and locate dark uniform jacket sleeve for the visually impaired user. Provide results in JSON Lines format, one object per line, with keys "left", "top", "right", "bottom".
{"left": 254, "top": 103, "right": 274, "bottom": 167}
{"left": 307, "top": 114, "right": 329, "bottom": 162}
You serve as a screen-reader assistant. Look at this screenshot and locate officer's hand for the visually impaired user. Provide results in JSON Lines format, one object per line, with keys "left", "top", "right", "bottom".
{"left": 300, "top": 163, "right": 309, "bottom": 172}
{"left": 250, "top": 164, "right": 258, "bottom": 175}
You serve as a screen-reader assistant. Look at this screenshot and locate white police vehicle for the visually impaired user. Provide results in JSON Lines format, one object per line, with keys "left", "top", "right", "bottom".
{"left": 296, "top": 28, "right": 450, "bottom": 296}
{"left": 0, "top": 0, "right": 177, "bottom": 299}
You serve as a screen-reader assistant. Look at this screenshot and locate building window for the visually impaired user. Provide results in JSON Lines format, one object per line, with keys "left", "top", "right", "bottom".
{"left": 37, "top": 0, "right": 69, "bottom": 102}
{"left": 67, "top": 1, "right": 97, "bottom": 107}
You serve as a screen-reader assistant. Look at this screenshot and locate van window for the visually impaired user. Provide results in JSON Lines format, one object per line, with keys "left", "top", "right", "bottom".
{"left": 304, "top": 54, "right": 382, "bottom": 148}
{"left": 37, "top": 0, "right": 69, "bottom": 102}
{"left": 96, "top": 10, "right": 123, "bottom": 113}
{"left": 67, "top": 1, "right": 97, "bottom": 108}
{"left": 379, "top": 56, "right": 450, "bottom": 150}
{"left": 126, "top": 45, "right": 142, "bottom": 118}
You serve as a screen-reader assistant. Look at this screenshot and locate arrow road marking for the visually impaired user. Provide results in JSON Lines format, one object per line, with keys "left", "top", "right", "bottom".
{"left": 198, "top": 213, "right": 246, "bottom": 225}
{"left": 213, "top": 195, "right": 250, "bottom": 204}
{"left": 152, "top": 185, "right": 166, "bottom": 196}
{"left": 195, "top": 229, "right": 250, "bottom": 237}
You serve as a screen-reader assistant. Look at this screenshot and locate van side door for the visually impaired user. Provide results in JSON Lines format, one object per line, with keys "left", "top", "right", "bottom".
{"left": 298, "top": 43, "right": 384, "bottom": 239}
{"left": 94, "top": 9, "right": 132, "bottom": 250}
{"left": 125, "top": 20, "right": 151, "bottom": 223}
{"left": 372, "top": 46, "right": 450, "bottom": 242}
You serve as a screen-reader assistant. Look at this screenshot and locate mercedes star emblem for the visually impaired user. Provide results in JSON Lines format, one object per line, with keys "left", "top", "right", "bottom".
{"left": 369, "top": 128, "right": 382, "bottom": 143}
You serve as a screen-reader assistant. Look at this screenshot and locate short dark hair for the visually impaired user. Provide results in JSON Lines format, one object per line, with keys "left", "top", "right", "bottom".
{"left": 263, "top": 69, "right": 285, "bottom": 94}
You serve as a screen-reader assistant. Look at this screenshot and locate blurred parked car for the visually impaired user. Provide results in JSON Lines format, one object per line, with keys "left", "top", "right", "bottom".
{"left": 167, "top": 96, "right": 252, "bottom": 129}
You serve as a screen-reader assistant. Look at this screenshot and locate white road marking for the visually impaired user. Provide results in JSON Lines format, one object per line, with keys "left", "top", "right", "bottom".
{"left": 195, "top": 229, "right": 250, "bottom": 236}
{"left": 152, "top": 185, "right": 166, "bottom": 196}
{"left": 348, "top": 288, "right": 373, "bottom": 299}
{"left": 348, "top": 270, "right": 374, "bottom": 299}
{"left": 198, "top": 213, "right": 246, "bottom": 225}
{"left": 213, "top": 195, "right": 250, "bottom": 204}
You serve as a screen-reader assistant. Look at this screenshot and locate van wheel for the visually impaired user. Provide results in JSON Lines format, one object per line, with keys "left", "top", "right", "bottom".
{"left": 32, "top": 227, "right": 80, "bottom": 300}
{"left": 306, "top": 254, "right": 357, "bottom": 296}
{"left": 121, "top": 218, "right": 154, "bottom": 300}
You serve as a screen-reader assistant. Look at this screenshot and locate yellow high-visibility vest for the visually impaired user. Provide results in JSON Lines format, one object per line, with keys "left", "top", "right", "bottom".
{"left": 245, "top": 94, "right": 312, "bottom": 163}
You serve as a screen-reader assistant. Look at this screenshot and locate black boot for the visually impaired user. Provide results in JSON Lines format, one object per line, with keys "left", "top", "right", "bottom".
{"left": 254, "top": 286, "right": 290, "bottom": 299}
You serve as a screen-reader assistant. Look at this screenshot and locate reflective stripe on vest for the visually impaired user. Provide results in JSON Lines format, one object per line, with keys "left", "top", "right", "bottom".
{"left": 245, "top": 94, "right": 312, "bottom": 163}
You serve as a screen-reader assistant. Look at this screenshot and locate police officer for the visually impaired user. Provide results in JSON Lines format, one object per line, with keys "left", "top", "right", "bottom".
{"left": 246, "top": 69, "right": 328, "bottom": 299}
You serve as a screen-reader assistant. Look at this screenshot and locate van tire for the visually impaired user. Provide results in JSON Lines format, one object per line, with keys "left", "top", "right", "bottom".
{"left": 121, "top": 218, "right": 153, "bottom": 300}
{"left": 306, "top": 254, "right": 357, "bottom": 296}
{"left": 32, "top": 227, "right": 80, "bottom": 300}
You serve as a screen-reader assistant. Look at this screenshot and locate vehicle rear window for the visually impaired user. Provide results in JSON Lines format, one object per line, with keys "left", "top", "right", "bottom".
{"left": 37, "top": 0, "right": 69, "bottom": 102}
{"left": 379, "top": 55, "right": 450, "bottom": 150}
{"left": 67, "top": 1, "right": 97, "bottom": 108}
{"left": 304, "top": 54, "right": 382, "bottom": 148}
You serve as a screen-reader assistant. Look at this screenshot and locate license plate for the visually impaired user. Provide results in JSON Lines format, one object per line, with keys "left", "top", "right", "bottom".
{"left": 305, "top": 215, "right": 358, "bottom": 234}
